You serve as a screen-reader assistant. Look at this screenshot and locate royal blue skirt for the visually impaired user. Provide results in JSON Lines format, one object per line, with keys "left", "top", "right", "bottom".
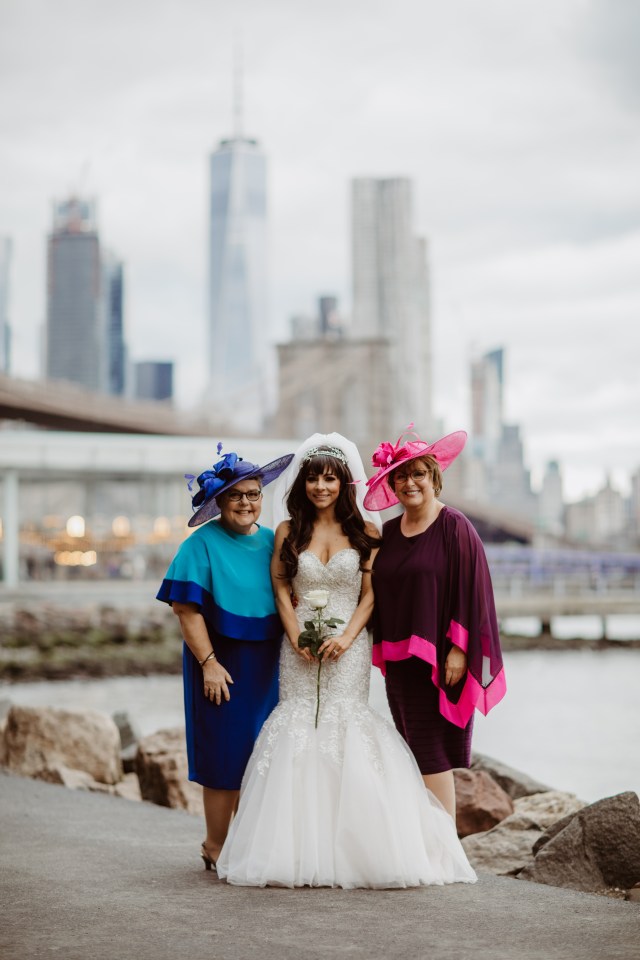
{"left": 183, "top": 634, "right": 280, "bottom": 790}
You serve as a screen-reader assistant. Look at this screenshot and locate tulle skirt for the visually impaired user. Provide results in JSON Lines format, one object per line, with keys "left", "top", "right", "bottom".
{"left": 216, "top": 699, "right": 477, "bottom": 889}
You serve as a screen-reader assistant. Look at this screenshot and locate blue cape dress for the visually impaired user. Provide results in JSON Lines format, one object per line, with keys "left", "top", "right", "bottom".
{"left": 157, "top": 520, "right": 282, "bottom": 789}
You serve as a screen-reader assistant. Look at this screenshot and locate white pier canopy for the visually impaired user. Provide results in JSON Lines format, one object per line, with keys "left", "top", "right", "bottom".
{"left": 0, "top": 430, "right": 294, "bottom": 587}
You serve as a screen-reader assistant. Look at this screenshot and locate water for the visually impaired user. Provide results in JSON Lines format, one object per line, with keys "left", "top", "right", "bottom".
{"left": 2, "top": 650, "right": 639, "bottom": 804}
{"left": 502, "top": 615, "right": 640, "bottom": 640}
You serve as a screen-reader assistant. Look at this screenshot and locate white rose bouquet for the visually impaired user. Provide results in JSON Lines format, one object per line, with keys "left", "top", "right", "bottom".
{"left": 298, "top": 590, "right": 344, "bottom": 727}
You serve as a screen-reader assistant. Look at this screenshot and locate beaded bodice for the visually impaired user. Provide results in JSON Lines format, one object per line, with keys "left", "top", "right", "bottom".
{"left": 279, "top": 549, "right": 371, "bottom": 707}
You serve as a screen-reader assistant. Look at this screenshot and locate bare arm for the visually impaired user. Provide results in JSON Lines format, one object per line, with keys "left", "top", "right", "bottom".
{"left": 270, "top": 522, "right": 313, "bottom": 662}
{"left": 172, "top": 601, "right": 233, "bottom": 704}
{"left": 319, "top": 528, "right": 380, "bottom": 661}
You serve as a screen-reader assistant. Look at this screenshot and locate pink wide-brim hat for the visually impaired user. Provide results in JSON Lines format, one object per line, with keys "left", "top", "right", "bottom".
{"left": 363, "top": 424, "right": 467, "bottom": 511}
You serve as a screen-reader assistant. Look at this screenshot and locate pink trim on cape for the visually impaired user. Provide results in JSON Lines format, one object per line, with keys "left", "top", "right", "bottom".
{"left": 371, "top": 632, "right": 507, "bottom": 729}
{"left": 446, "top": 618, "right": 469, "bottom": 653}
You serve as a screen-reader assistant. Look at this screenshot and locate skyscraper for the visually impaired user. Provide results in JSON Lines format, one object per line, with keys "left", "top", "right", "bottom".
{"left": 103, "top": 252, "right": 126, "bottom": 396}
{"left": 470, "top": 347, "right": 504, "bottom": 463}
{"left": 207, "top": 133, "right": 269, "bottom": 431}
{"left": 467, "top": 347, "right": 535, "bottom": 518}
{"left": 351, "top": 177, "right": 432, "bottom": 432}
{"left": 135, "top": 361, "right": 173, "bottom": 403}
{"left": 0, "top": 236, "right": 12, "bottom": 374}
{"left": 45, "top": 196, "right": 128, "bottom": 396}
{"left": 46, "top": 197, "right": 104, "bottom": 391}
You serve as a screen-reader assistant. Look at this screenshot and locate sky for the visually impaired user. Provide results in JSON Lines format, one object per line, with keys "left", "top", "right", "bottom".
{"left": 1, "top": 0, "right": 639, "bottom": 502}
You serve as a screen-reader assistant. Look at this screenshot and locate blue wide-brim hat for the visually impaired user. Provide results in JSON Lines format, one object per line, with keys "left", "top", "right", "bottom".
{"left": 186, "top": 447, "right": 295, "bottom": 527}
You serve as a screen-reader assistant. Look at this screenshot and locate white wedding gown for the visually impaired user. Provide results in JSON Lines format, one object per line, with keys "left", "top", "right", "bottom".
{"left": 216, "top": 549, "right": 477, "bottom": 888}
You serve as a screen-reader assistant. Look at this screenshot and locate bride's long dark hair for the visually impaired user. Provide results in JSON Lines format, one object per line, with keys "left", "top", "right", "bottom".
{"left": 280, "top": 449, "right": 380, "bottom": 581}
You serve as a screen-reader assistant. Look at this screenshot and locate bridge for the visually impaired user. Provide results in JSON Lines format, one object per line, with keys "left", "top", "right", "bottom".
{"left": 486, "top": 544, "right": 640, "bottom": 627}
{"left": 0, "top": 371, "right": 214, "bottom": 435}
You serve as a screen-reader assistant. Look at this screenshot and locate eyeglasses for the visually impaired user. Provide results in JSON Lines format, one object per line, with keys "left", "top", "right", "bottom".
{"left": 226, "top": 490, "right": 262, "bottom": 502}
{"left": 393, "top": 469, "right": 429, "bottom": 485}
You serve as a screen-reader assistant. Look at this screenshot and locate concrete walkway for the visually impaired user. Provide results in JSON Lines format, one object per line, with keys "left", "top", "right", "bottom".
{"left": 1, "top": 771, "right": 637, "bottom": 960}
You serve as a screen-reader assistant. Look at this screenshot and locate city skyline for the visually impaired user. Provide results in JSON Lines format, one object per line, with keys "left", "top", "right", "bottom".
{"left": 1, "top": 0, "right": 639, "bottom": 500}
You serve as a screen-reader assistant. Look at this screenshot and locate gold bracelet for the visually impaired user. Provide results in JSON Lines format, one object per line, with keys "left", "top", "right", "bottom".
{"left": 198, "top": 650, "right": 216, "bottom": 667}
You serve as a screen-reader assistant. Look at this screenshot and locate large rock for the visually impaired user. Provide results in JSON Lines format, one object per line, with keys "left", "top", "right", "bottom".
{"left": 513, "top": 790, "right": 585, "bottom": 830}
{"left": 462, "top": 815, "right": 544, "bottom": 876}
{"left": 461, "top": 791, "right": 584, "bottom": 876}
{"left": 112, "top": 772, "right": 142, "bottom": 802}
{"left": 520, "top": 791, "right": 640, "bottom": 894}
{"left": 34, "top": 764, "right": 108, "bottom": 791}
{"left": 3, "top": 706, "right": 122, "bottom": 784}
{"left": 112, "top": 710, "right": 141, "bottom": 774}
{"left": 0, "top": 699, "right": 11, "bottom": 767}
{"left": 135, "top": 727, "right": 202, "bottom": 816}
{"left": 112, "top": 710, "right": 140, "bottom": 750}
{"left": 471, "top": 752, "right": 553, "bottom": 799}
{"left": 454, "top": 768, "right": 514, "bottom": 837}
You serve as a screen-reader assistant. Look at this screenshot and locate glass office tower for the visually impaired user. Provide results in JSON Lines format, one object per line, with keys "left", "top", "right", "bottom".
{"left": 208, "top": 136, "right": 269, "bottom": 431}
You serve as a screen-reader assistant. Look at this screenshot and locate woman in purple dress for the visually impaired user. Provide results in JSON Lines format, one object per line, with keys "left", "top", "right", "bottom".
{"left": 364, "top": 425, "right": 506, "bottom": 819}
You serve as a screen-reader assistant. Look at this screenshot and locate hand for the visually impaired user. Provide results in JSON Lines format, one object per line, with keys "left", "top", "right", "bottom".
{"left": 319, "top": 633, "right": 354, "bottom": 663}
{"left": 445, "top": 647, "right": 467, "bottom": 686}
{"left": 290, "top": 636, "right": 315, "bottom": 663}
{"left": 202, "top": 659, "right": 233, "bottom": 704}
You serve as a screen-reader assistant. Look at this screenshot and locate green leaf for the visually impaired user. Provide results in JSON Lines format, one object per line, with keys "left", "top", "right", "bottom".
{"left": 298, "top": 634, "right": 322, "bottom": 654}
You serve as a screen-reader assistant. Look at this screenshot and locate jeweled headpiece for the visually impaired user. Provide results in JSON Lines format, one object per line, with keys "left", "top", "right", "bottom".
{"left": 302, "top": 445, "right": 348, "bottom": 465}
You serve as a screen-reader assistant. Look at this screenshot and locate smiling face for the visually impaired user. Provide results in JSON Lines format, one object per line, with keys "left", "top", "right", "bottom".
{"left": 217, "top": 477, "right": 263, "bottom": 534}
{"left": 391, "top": 457, "right": 438, "bottom": 512}
{"left": 305, "top": 468, "right": 341, "bottom": 512}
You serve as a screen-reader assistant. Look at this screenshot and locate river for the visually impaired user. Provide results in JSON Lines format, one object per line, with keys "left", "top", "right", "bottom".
{"left": 2, "top": 649, "right": 638, "bottom": 804}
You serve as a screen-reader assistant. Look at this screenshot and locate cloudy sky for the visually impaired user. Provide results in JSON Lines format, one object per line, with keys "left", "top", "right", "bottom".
{"left": 1, "top": 0, "right": 639, "bottom": 500}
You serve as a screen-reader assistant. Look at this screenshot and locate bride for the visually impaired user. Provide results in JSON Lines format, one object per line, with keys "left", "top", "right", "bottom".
{"left": 216, "top": 433, "right": 476, "bottom": 888}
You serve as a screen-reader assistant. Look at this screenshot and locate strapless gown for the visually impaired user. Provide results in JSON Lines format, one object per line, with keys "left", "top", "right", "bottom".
{"left": 216, "top": 549, "right": 477, "bottom": 888}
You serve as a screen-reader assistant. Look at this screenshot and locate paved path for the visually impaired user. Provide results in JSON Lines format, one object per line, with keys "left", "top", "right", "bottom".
{"left": 1, "top": 771, "right": 637, "bottom": 960}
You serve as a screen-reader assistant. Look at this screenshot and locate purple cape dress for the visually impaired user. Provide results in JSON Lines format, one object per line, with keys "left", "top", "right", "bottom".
{"left": 372, "top": 506, "right": 506, "bottom": 729}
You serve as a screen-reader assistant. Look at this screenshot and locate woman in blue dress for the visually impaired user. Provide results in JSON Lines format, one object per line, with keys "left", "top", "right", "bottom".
{"left": 157, "top": 446, "right": 293, "bottom": 869}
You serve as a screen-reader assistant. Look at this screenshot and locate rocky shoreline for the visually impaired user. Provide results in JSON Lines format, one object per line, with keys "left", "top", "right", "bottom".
{"left": 1, "top": 702, "right": 639, "bottom": 901}
{"left": 1, "top": 602, "right": 638, "bottom": 683}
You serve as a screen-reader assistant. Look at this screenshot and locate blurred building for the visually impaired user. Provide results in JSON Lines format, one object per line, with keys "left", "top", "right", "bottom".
{"left": 565, "top": 476, "right": 627, "bottom": 547}
{"left": 0, "top": 236, "right": 12, "bottom": 373}
{"left": 318, "top": 295, "right": 343, "bottom": 337}
{"left": 631, "top": 466, "right": 640, "bottom": 544}
{"left": 46, "top": 198, "right": 104, "bottom": 391}
{"left": 103, "top": 253, "right": 126, "bottom": 396}
{"left": 134, "top": 361, "right": 173, "bottom": 403}
{"left": 45, "top": 197, "right": 127, "bottom": 396}
{"left": 275, "top": 336, "right": 392, "bottom": 456}
{"left": 207, "top": 133, "right": 270, "bottom": 431}
{"left": 493, "top": 424, "right": 537, "bottom": 518}
{"left": 537, "top": 460, "right": 565, "bottom": 536}
{"left": 465, "top": 347, "right": 536, "bottom": 520}
{"left": 275, "top": 293, "right": 391, "bottom": 453}
{"left": 351, "top": 177, "right": 432, "bottom": 432}
{"left": 470, "top": 348, "right": 503, "bottom": 464}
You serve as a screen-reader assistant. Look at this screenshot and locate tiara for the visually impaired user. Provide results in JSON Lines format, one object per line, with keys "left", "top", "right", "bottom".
{"left": 302, "top": 445, "right": 348, "bottom": 465}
